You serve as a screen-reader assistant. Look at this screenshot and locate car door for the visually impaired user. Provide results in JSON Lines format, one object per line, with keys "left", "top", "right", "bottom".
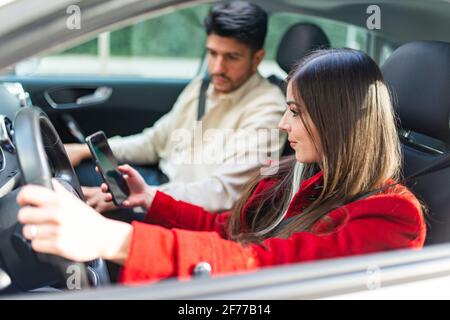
{"left": 0, "top": 3, "right": 210, "bottom": 143}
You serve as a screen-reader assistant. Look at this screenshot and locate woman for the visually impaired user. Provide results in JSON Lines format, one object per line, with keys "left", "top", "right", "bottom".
{"left": 17, "top": 49, "right": 426, "bottom": 284}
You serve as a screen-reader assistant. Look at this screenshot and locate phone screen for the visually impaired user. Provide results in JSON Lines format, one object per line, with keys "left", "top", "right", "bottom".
{"left": 86, "top": 131, "right": 130, "bottom": 205}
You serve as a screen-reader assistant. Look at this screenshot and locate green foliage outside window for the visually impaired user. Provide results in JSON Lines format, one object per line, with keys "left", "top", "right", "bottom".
{"left": 62, "top": 5, "right": 209, "bottom": 58}
{"left": 60, "top": 6, "right": 367, "bottom": 60}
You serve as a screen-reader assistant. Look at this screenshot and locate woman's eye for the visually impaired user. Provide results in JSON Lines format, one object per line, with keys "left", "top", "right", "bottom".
{"left": 289, "top": 108, "right": 299, "bottom": 117}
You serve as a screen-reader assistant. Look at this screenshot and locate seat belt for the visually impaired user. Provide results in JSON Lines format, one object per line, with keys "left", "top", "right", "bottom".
{"left": 197, "top": 75, "right": 210, "bottom": 121}
{"left": 354, "top": 151, "right": 450, "bottom": 201}
{"left": 271, "top": 151, "right": 450, "bottom": 233}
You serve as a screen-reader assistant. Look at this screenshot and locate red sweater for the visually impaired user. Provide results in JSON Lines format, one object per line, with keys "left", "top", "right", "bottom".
{"left": 120, "top": 171, "right": 426, "bottom": 284}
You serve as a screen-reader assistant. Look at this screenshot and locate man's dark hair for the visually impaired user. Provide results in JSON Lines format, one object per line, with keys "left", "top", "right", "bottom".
{"left": 204, "top": 1, "right": 268, "bottom": 52}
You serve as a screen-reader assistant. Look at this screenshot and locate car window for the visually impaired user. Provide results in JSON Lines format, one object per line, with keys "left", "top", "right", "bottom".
{"left": 16, "top": 4, "right": 210, "bottom": 79}
{"left": 17, "top": 9, "right": 372, "bottom": 81}
{"left": 260, "top": 12, "right": 369, "bottom": 79}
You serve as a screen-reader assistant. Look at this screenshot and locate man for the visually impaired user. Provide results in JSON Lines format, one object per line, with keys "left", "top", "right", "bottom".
{"left": 65, "top": 1, "right": 286, "bottom": 212}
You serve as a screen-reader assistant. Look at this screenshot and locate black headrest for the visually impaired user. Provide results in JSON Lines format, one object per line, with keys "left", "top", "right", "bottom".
{"left": 276, "top": 23, "right": 330, "bottom": 74}
{"left": 382, "top": 41, "right": 450, "bottom": 144}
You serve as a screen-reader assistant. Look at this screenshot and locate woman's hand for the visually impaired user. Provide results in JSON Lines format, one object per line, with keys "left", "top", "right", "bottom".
{"left": 17, "top": 180, "right": 132, "bottom": 264}
{"left": 101, "top": 164, "right": 157, "bottom": 210}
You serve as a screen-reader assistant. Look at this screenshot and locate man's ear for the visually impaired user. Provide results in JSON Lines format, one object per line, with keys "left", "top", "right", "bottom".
{"left": 252, "top": 48, "right": 265, "bottom": 72}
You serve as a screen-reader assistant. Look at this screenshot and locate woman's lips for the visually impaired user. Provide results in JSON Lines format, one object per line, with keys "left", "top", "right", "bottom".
{"left": 289, "top": 141, "right": 297, "bottom": 148}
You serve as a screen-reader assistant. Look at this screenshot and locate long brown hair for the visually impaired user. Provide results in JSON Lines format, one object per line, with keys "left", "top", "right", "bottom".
{"left": 228, "top": 48, "right": 401, "bottom": 244}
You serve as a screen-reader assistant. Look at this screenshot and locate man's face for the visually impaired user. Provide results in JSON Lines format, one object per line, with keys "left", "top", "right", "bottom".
{"left": 206, "top": 34, "right": 265, "bottom": 94}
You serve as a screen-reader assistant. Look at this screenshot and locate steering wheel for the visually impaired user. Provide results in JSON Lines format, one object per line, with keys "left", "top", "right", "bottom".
{"left": 12, "top": 106, "right": 110, "bottom": 290}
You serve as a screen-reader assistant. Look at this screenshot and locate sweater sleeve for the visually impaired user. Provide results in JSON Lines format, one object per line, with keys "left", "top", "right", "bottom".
{"left": 144, "top": 191, "right": 231, "bottom": 237}
{"left": 251, "top": 196, "right": 426, "bottom": 266}
{"left": 120, "top": 195, "right": 425, "bottom": 284}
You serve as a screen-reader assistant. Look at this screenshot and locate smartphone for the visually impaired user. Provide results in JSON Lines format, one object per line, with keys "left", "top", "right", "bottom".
{"left": 85, "top": 131, "right": 130, "bottom": 206}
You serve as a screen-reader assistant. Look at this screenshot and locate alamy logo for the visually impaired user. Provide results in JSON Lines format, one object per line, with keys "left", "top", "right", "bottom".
{"left": 366, "top": 5, "right": 381, "bottom": 30}
{"left": 66, "top": 264, "right": 82, "bottom": 290}
{"left": 66, "top": 5, "right": 81, "bottom": 30}
{"left": 366, "top": 265, "right": 382, "bottom": 290}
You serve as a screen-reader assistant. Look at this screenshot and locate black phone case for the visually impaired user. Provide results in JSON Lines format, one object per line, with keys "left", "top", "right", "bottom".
{"left": 85, "top": 134, "right": 129, "bottom": 207}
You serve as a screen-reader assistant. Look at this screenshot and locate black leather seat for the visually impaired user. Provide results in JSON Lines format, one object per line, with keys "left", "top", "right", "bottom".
{"left": 269, "top": 22, "right": 330, "bottom": 94}
{"left": 381, "top": 41, "right": 450, "bottom": 245}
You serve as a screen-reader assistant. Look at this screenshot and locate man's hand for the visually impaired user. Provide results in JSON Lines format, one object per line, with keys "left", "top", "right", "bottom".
{"left": 83, "top": 186, "right": 118, "bottom": 213}
{"left": 64, "top": 143, "right": 91, "bottom": 167}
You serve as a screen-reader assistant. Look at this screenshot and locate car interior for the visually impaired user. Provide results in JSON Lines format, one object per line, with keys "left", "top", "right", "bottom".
{"left": 382, "top": 40, "right": 450, "bottom": 245}
{"left": 0, "top": 0, "right": 449, "bottom": 297}
{"left": 267, "top": 22, "right": 330, "bottom": 93}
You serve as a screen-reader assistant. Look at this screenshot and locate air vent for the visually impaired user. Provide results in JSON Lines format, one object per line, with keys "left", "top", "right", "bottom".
{"left": 0, "top": 115, "right": 14, "bottom": 153}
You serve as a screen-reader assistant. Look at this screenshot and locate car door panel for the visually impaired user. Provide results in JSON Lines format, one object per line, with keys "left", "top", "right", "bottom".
{"left": 0, "top": 75, "right": 188, "bottom": 142}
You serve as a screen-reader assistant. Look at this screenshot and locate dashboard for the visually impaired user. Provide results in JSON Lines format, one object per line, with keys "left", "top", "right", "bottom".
{"left": 0, "top": 83, "right": 30, "bottom": 204}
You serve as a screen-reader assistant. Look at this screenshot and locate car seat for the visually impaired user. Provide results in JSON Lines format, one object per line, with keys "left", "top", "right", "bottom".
{"left": 381, "top": 41, "right": 450, "bottom": 245}
{"left": 268, "top": 22, "right": 330, "bottom": 94}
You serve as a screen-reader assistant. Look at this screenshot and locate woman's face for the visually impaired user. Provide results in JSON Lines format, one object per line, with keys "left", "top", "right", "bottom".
{"left": 278, "top": 81, "right": 323, "bottom": 164}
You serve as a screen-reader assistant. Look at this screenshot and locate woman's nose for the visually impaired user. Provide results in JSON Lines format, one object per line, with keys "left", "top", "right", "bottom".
{"left": 278, "top": 112, "right": 291, "bottom": 132}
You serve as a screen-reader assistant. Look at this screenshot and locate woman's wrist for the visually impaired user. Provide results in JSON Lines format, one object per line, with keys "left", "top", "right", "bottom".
{"left": 98, "top": 217, "right": 133, "bottom": 264}
{"left": 143, "top": 185, "right": 157, "bottom": 210}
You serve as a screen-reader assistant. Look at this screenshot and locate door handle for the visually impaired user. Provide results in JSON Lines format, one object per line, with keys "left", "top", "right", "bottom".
{"left": 44, "top": 86, "right": 113, "bottom": 109}
{"left": 76, "top": 86, "right": 112, "bottom": 106}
